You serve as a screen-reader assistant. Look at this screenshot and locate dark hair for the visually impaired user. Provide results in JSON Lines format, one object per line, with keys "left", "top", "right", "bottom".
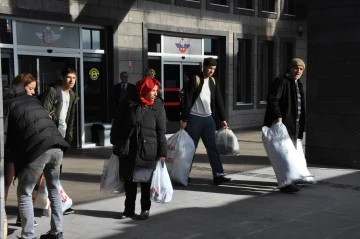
{"left": 120, "top": 71, "right": 128, "bottom": 77}
{"left": 11, "top": 73, "right": 36, "bottom": 87}
{"left": 203, "top": 57, "right": 217, "bottom": 68}
{"left": 61, "top": 67, "right": 77, "bottom": 78}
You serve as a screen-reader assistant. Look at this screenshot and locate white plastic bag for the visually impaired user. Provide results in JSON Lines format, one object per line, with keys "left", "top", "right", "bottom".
{"left": 59, "top": 182, "right": 73, "bottom": 213}
{"left": 34, "top": 176, "right": 73, "bottom": 216}
{"left": 150, "top": 161, "right": 173, "bottom": 203}
{"left": 100, "top": 153, "right": 124, "bottom": 194}
{"left": 33, "top": 174, "right": 50, "bottom": 210}
{"left": 262, "top": 122, "right": 315, "bottom": 187}
{"left": 166, "top": 129, "right": 195, "bottom": 186}
{"left": 215, "top": 128, "right": 240, "bottom": 155}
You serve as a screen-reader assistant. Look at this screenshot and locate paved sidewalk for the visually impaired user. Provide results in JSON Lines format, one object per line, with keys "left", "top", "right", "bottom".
{"left": 6, "top": 129, "right": 360, "bottom": 239}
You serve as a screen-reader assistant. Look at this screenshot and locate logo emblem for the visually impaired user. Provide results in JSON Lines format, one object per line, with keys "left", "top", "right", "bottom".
{"left": 89, "top": 68, "right": 100, "bottom": 80}
{"left": 175, "top": 38, "right": 190, "bottom": 54}
{"left": 36, "top": 26, "right": 61, "bottom": 45}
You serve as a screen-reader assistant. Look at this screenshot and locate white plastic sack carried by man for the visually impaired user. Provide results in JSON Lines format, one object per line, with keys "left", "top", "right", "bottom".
{"left": 150, "top": 161, "right": 173, "bottom": 203}
{"left": 100, "top": 153, "right": 124, "bottom": 194}
{"left": 166, "top": 129, "right": 195, "bottom": 186}
{"left": 262, "top": 122, "right": 316, "bottom": 188}
{"left": 215, "top": 128, "right": 240, "bottom": 155}
{"left": 33, "top": 173, "right": 73, "bottom": 216}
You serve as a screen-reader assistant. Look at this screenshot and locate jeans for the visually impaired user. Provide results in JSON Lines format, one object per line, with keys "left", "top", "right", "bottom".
{"left": 17, "top": 148, "right": 63, "bottom": 239}
{"left": 187, "top": 114, "right": 224, "bottom": 177}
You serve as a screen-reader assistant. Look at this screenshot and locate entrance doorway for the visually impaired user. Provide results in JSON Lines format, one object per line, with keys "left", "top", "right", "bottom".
{"left": 163, "top": 62, "right": 201, "bottom": 130}
{"left": 18, "top": 55, "right": 81, "bottom": 146}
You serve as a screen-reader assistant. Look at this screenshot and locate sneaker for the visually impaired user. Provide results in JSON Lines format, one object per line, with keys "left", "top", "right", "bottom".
{"left": 136, "top": 210, "right": 150, "bottom": 220}
{"left": 63, "top": 208, "right": 75, "bottom": 215}
{"left": 213, "top": 175, "right": 232, "bottom": 185}
{"left": 40, "top": 231, "right": 63, "bottom": 239}
{"left": 279, "top": 184, "right": 300, "bottom": 193}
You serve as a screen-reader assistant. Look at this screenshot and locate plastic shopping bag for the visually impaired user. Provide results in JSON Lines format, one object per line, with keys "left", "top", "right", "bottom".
{"left": 215, "top": 128, "right": 240, "bottom": 155}
{"left": 166, "top": 129, "right": 195, "bottom": 186}
{"left": 33, "top": 173, "right": 50, "bottom": 210}
{"left": 150, "top": 161, "right": 173, "bottom": 203}
{"left": 100, "top": 153, "right": 124, "bottom": 194}
{"left": 262, "top": 122, "right": 315, "bottom": 187}
{"left": 59, "top": 182, "right": 73, "bottom": 213}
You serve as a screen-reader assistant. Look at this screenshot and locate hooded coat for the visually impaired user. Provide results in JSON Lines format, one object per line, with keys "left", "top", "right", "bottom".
{"left": 3, "top": 85, "right": 69, "bottom": 176}
{"left": 110, "top": 97, "right": 167, "bottom": 181}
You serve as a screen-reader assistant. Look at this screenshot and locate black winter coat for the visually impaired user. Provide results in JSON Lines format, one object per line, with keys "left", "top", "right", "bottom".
{"left": 180, "top": 73, "right": 226, "bottom": 126}
{"left": 3, "top": 86, "right": 70, "bottom": 176}
{"left": 110, "top": 97, "right": 167, "bottom": 181}
{"left": 263, "top": 75, "right": 306, "bottom": 139}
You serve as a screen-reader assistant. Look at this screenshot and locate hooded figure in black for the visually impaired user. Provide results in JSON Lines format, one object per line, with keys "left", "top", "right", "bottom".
{"left": 3, "top": 80, "right": 69, "bottom": 239}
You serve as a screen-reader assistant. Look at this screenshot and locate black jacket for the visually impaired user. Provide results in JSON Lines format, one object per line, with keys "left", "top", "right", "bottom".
{"left": 3, "top": 86, "right": 70, "bottom": 176}
{"left": 112, "top": 82, "right": 138, "bottom": 112}
{"left": 110, "top": 97, "right": 167, "bottom": 180}
{"left": 180, "top": 73, "right": 226, "bottom": 125}
{"left": 263, "top": 75, "right": 306, "bottom": 139}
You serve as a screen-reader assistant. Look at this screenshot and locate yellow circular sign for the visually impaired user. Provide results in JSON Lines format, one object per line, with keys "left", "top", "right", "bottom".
{"left": 89, "top": 68, "right": 99, "bottom": 80}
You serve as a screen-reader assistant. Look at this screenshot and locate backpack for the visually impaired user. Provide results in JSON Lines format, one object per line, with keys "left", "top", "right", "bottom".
{"left": 194, "top": 75, "right": 216, "bottom": 88}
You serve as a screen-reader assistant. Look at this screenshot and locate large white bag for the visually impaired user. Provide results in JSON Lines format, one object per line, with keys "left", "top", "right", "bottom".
{"left": 33, "top": 173, "right": 50, "bottom": 210}
{"left": 150, "top": 161, "right": 173, "bottom": 203}
{"left": 166, "top": 129, "right": 195, "bottom": 186}
{"left": 100, "top": 153, "right": 124, "bottom": 194}
{"left": 34, "top": 177, "right": 73, "bottom": 216}
{"left": 262, "top": 123, "right": 315, "bottom": 187}
{"left": 215, "top": 128, "right": 240, "bottom": 155}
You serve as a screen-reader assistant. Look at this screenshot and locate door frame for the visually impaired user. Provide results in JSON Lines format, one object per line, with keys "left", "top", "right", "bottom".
{"left": 15, "top": 51, "right": 85, "bottom": 148}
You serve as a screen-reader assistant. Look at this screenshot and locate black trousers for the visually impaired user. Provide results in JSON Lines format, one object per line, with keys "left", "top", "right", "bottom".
{"left": 123, "top": 180, "right": 151, "bottom": 214}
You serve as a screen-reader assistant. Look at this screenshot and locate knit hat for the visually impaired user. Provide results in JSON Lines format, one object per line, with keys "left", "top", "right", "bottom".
{"left": 289, "top": 58, "right": 305, "bottom": 69}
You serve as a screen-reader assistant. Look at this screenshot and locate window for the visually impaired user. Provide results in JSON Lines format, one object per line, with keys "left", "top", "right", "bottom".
{"left": 0, "top": 19, "right": 13, "bottom": 44}
{"left": 204, "top": 38, "right": 219, "bottom": 56}
{"left": 207, "top": 0, "right": 230, "bottom": 13}
{"left": 281, "top": 0, "right": 297, "bottom": 20}
{"left": 147, "top": 0, "right": 171, "bottom": 3}
{"left": 234, "top": 0, "right": 255, "bottom": 15}
{"left": 82, "top": 28, "right": 104, "bottom": 50}
{"left": 148, "top": 33, "right": 161, "bottom": 53}
{"left": 176, "top": 0, "right": 201, "bottom": 9}
{"left": 258, "top": 38, "right": 275, "bottom": 106}
{"left": 1, "top": 48, "right": 14, "bottom": 89}
{"left": 280, "top": 39, "right": 295, "bottom": 75}
{"left": 259, "top": 0, "right": 277, "bottom": 19}
{"left": 283, "top": 0, "right": 295, "bottom": 15}
{"left": 236, "top": 38, "right": 253, "bottom": 105}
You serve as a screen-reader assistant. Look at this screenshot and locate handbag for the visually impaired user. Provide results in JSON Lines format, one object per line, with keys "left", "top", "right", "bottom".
{"left": 113, "top": 127, "right": 135, "bottom": 157}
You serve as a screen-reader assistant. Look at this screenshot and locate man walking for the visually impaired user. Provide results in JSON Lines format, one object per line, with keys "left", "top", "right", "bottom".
{"left": 3, "top": 80, "right": 69, "bottom": 239}
{"left": 263, "top": 58, "right": 307, "bottom": 193}
{"left": 41, "top": 67, "right": 79, "bottom": 214}
{"left": 180, "top": 57, "right": 231, "bottom": 185}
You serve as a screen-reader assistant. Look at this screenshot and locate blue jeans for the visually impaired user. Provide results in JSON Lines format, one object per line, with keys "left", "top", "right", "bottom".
{"left": 17, "top": 148, "right": 63, "bottom": 239}
{"left": 187, "top": 114, "right": 224, "bottom": 177}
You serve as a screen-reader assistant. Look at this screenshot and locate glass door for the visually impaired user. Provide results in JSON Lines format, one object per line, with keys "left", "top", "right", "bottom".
{"left": 18, "top": 55, "right": 78, "bottom": 95}
{"left": 163, "top": 62, "right": 202, "bottom": 122}
{"left": 18, "top": 55, "right": 80, "bottom": 146}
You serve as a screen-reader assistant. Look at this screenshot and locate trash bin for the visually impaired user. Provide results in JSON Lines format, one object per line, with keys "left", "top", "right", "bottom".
{"left": 93, "top": 123, "right": 112, "bottom": 146}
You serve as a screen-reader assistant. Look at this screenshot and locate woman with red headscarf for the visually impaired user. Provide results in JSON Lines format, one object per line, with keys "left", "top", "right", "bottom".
{"left": 110, "top": 76, "right": 167, "bottom": 220}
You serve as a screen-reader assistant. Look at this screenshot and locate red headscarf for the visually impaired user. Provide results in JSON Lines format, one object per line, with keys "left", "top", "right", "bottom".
{"left": 136, "top": 77, "right": 160, "bottom": 106}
